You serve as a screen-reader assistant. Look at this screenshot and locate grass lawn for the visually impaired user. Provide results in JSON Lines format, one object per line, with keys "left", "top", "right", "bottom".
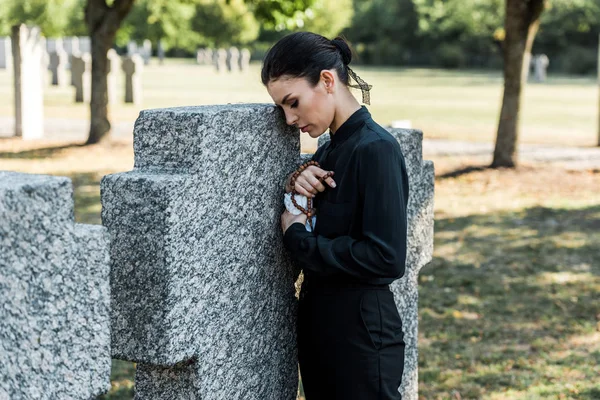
{"left": 1, "top": 137, "right": 598, "bottom": 399}
{"left": 0, "top": 60, "right": 598, "bottom": 147}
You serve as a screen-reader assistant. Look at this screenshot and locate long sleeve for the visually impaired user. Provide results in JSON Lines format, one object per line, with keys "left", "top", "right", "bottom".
{"left": 283, "top": 138, "right": 409, "bottom": 281}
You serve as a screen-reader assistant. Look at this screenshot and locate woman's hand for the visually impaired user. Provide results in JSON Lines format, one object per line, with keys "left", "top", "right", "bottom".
{"left": 285, "top": 166, "right": 336, "bottom": 197}
{"left": 281, "top": 211, "right": 307, "bottom": 234}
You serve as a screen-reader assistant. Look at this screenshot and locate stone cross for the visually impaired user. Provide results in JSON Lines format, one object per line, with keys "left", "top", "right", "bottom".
{"left": 122, "top": 54, "right": 143, "bottom": 105}
{"left": 11, "top": 24, "right": 44, "bottom": 139}
{"left": 226, "top": 46, "right": 240, "bottom": 72}
{"left": 533, "top": 54, "right": 549, "bottom": 82}
{"left": 142, "top": 39, "right": 152, "bottom": 65}
{"left": 239, "top": 48, "right": 251, "bottom": 72}
{"left": 214, "top": 48, "right": 227, "bottom": 72}
{"left": 101, "top": 104, "right": 301, "bottom": 399}
{"left": 71, "top": 52, "right": 91, "bottom": 103}
{"left": 107, "top": 49, "right": 120, "bottom": 105}
{"left": 317, "top": 127, "right": 435, "bottom": 400}
{"left": 49, "top": 50, "right": 68, "bottom": 86}
{"left": 0, "top": 36, "right": 13, "bottom": 70}
{"left": 0, "top": 171, "right": 111, "bottom": 399}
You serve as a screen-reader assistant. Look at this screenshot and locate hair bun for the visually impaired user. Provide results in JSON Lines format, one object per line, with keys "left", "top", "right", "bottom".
{"left": 331, "top": 37, "right": 352, "bottom": 65}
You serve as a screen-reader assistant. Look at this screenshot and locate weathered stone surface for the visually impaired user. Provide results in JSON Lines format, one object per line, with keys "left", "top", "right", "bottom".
{"left": 11, "top": 24, "right": 44, "bottom": 139}
{"left": 102, "top": 104, "right": 301, "bottom": 399}
{"left": 0, "top": 171, "right": 111, "bottom": 399}
{"left": 317, "top": 126, "right": 434, "bottom": 400}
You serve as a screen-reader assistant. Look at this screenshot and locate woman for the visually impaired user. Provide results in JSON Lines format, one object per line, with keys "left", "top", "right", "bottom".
{"left": 262, "top": 32, "right": 409, "bottom": 399}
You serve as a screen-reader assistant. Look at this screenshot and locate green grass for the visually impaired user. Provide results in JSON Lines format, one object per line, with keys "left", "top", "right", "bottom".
{"left": 0, "top": 60, "right": 598, "bottom": 146}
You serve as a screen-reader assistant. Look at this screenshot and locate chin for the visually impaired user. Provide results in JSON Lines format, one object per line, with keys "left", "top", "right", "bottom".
{"left": 308, "top": 128, "right": 327, "bottom": 139}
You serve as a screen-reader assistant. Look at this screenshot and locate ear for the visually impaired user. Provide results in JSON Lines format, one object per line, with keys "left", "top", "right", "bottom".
{"left": 320, "top": 70, "right": 336, "bottom": 93}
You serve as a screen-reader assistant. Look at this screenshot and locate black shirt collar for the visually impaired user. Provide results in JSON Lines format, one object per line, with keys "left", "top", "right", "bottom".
{"left": 330, "top": 106, "right": 370, "bottom": 146}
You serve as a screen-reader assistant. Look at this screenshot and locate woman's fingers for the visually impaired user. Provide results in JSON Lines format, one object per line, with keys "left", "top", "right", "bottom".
{"left": 293, "top": 166, "right": 336, "bottom": 196}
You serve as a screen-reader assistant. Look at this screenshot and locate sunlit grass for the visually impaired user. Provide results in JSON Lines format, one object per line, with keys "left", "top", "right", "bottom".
{"left": 0, "top": 60, "right": 597, "bottom": 146}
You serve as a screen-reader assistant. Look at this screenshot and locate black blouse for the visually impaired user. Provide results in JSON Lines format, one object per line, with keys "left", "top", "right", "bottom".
{"left": 283, "top": 106, "right": 409, "bottom": 285}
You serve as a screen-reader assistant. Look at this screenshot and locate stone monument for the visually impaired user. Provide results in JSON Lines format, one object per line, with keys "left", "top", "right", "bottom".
{"left": 239, "top": 48, "right": 251, "bottom": 72}
{"left": 214, "top": 48, "right": 227, "bottom": 73}
{"left": 0, "top": 171, "right": 111, "bottom": 399}
{"left": 71, "top": 52, "right": 91, "bottom": 103}
{"left": 11, "top": 24, "right": 44, "bottom": 139}
{"left": 0, "top": 36, "right": 13, "bottom": 70}
{"left": 122, "top": 54, "right": 143, "bottom": 105}
{"left": 533, "top": 54, "right": 549, "bottom": 82}
{"left": 226, "top": 46, "right": 240, "bottom": 72}
{"left": 101, "top": 104, "right": 301, "bottom": 399}
{"left": 49, "top": 50, "right": 68, "bottom": 86}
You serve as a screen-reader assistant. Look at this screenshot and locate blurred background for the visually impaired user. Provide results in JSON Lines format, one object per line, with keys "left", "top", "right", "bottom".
{"left": 0, "top": 0, "right": 598, "bottom": 399}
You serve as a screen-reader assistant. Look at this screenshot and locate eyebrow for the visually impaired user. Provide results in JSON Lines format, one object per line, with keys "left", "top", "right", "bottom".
{"left": 278, "top": 93, "right": 292, "bottom": 106}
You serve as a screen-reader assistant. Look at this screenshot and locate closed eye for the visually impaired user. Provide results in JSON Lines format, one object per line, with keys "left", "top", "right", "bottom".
{"left": 290, "top": 100, "right": 298, "bottom": 108}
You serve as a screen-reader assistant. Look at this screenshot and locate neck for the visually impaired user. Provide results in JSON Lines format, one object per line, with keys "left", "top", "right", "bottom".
{"left": 329, "top": 91, "right": 361, "bottom": 134}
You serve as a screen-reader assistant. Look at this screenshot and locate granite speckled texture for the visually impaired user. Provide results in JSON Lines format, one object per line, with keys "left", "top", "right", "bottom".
{"left": 101, "top": 104, "right": 301, "bottom": 399}
{"left": 0, "top": 171, "right": 111, "bottom": 399}
{"left": 318, "top": 127, "right": 434, "bottom": 400}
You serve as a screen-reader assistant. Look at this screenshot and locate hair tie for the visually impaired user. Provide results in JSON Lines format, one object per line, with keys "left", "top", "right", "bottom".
{"left": 347, "top": 67, "right": 372, "bottom": 105}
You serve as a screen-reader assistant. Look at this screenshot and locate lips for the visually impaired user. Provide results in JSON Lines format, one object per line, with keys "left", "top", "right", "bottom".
{"left": 300, "top": 125, "right": 309, "bottom": 133}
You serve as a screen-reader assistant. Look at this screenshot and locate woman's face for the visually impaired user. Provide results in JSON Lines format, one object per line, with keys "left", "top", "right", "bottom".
{"left": 266, "top": 73, "right": 335, "bottom": 138}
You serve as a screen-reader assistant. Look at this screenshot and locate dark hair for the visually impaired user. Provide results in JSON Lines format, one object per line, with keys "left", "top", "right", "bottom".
{"left": 261, "top": 32, "right": 353, "bottom": 87}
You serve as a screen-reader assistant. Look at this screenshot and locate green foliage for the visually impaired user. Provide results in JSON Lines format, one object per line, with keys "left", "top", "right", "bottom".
{"left": 0, "top": 0, "right": 82, "bottom": 37}
{"left": 191, "top": 0, "right": 259, "bottom": 47}
{"left": 301, "top": 0, "right": 353, "bottom": 39}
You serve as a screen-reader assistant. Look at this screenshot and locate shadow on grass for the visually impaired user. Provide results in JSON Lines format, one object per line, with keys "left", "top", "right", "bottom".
{"left": 0, "top": 143, "right": 84, "bottom": 160}
{"left": 419, "top": 204, "right": 600, "bottom": 398}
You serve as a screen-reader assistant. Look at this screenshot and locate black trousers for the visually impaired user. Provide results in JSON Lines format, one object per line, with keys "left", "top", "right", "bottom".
{"left": 298, "top": 281, "right": 405, "bottom": 400}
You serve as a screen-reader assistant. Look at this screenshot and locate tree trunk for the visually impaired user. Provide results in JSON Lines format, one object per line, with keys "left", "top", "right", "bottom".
{"left": 85, "top": 0, "right": 135, "bottom": 145}
{"left": 492, "top": 0, "right": 546, "bottom": 168}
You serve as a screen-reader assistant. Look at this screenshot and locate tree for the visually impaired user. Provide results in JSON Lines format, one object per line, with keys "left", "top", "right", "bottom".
{"left": 85, "top": 0, "right": 135, "bottom": 145}
{"left": 83, "top": 0, "right": 315, "bottom": 145}
{"left": 491, "top": 0, "right": 547, "bottom": 168}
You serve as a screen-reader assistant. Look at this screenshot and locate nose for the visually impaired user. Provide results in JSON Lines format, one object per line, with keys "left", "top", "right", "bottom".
{"left": 284, "top": 110, "right": 298, "bottom": 127}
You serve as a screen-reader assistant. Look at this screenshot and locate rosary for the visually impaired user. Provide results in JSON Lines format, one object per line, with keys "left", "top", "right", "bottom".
{"left": 289, "top": 161, "right": 334, "bottom": 230}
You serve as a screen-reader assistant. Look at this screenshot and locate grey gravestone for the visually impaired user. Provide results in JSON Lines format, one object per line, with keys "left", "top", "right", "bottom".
{"left": 122, "top": 54, "right": 143, "bottom": 105}
{"left": 11, "top": 24, "right": 44, "bottom": 139}
{"left": 49, "top": 50, "right": 68, "bottom": 86}
{"left": 0, "top": 171, "right": 111, "bottom": 399}
{"left": 214, "top": 48, "right": 227, "bottom": 73}
{"left": 0, "top": 36, "right": 12, "bottom": 70}
{"left": 196, "top": 48, "right": 204, "bottom": 64}
{"left": 142, "top": 39, "right": 151, "bottom": 65}
{"left": 71, "top": 52, "right": 91, "bottom": 103}
{"left": 107, "top": 49, "right": 120, "bottom": 105}
{"left": 226, "top": 46, "right": 240, "bottom": 72}
{"left": 101, "top": 104, "right": 300, "bottom": 399}
{"left": 127, "top": 41, "right": 138, "bottom": 57}
{"left": 239, "top": 48, "right": 251, "bottom": 72}
{"left": 317, "top": 127, "right": 434, "bottom": 400}
{"left": 533, "top": 54, "right": 549, "bottom": 82}
{"left": 157, "top": 40, "right": 165, "bottom": 65}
